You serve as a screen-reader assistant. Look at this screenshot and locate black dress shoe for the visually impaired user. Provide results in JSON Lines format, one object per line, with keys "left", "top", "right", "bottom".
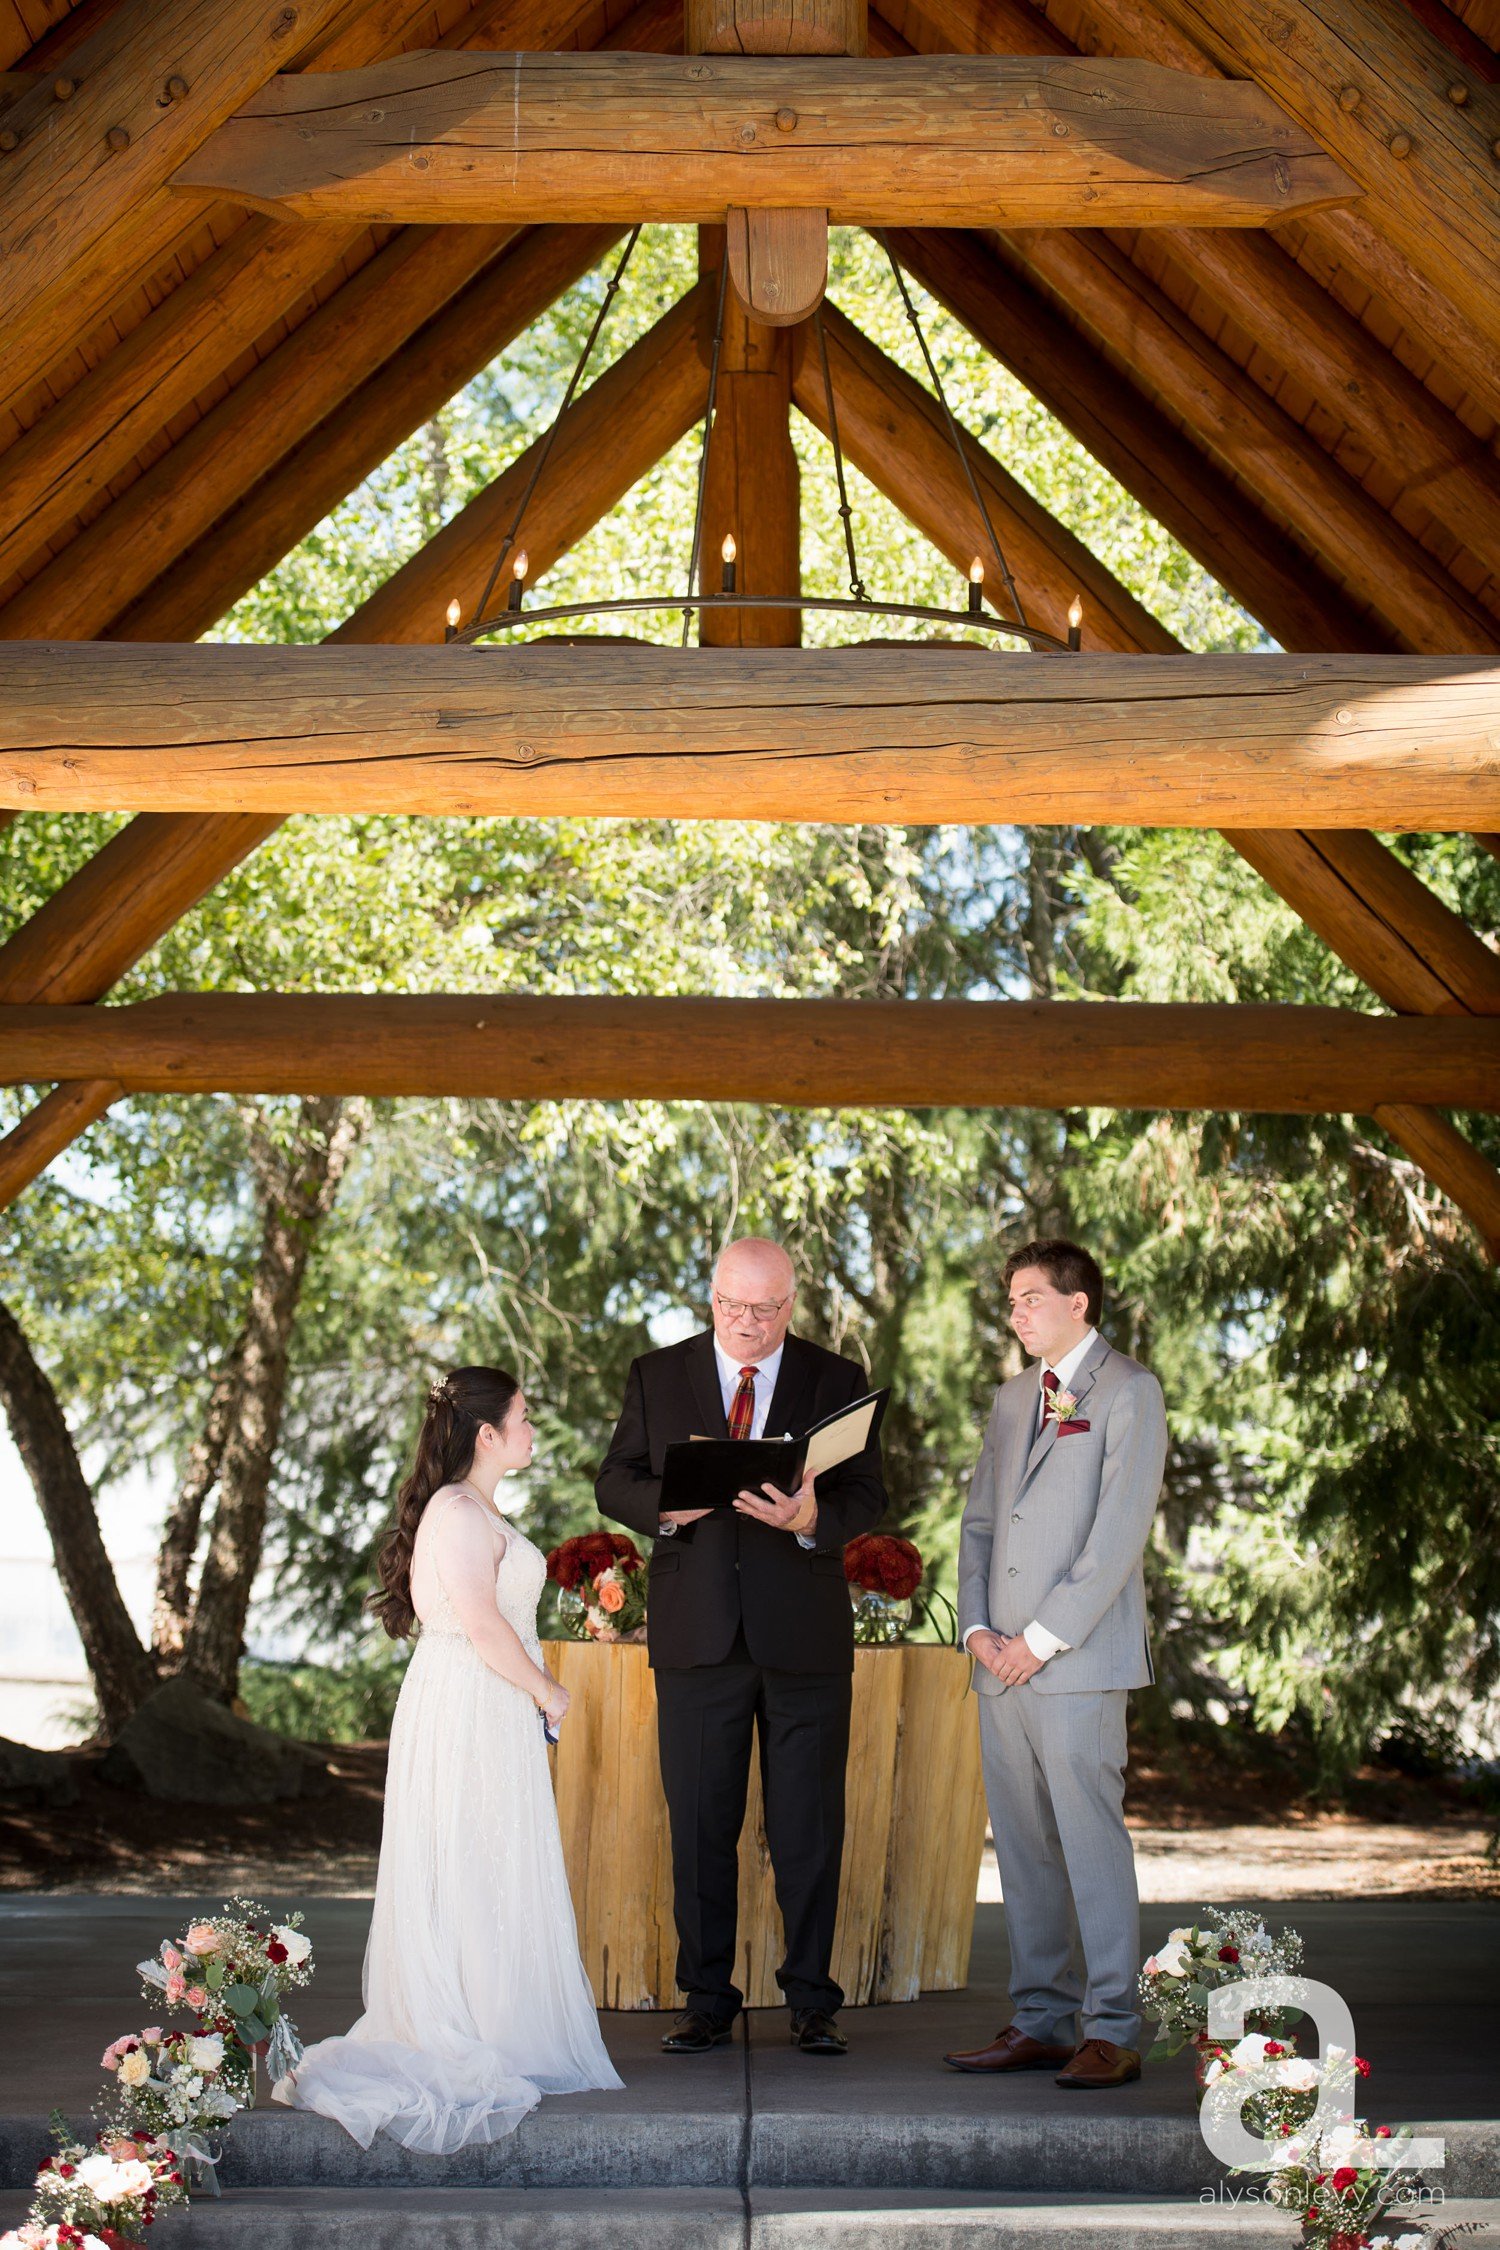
{"left": 661, "top": 2011, "right": 736, "bottom": 2053}
{"left": 791, "top": 2009, "right": 847, "bottom": 2055}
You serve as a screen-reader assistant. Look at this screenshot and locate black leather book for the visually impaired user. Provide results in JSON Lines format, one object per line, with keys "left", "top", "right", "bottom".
{"left": 657, "top": 1387, "right": 889, "bottom": 1513}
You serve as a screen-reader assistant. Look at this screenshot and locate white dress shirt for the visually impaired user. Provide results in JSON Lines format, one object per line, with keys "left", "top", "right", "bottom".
{"left": 658, "top": 1338, "right": 815, "bottom": 1545}
{"left": 965, "top": 1326, "right": 1098, "bottom": 1667}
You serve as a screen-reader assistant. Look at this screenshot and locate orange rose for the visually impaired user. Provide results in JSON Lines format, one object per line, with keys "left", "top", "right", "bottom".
{"left": 598, "top": 1580, "right": 627, "bottom": 1614}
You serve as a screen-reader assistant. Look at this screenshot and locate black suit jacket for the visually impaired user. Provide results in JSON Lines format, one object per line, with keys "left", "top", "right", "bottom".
{"left": 595, "top": 1331, "right": 887, "bottom": 1672}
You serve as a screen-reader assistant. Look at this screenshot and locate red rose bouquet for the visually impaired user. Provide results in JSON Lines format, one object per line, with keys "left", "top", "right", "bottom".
{"left": 843, "top": 1534, "right": 926, "bottom": 1645}
{"left": 547, "top": 1532, "right": 647, "bottom": 1642}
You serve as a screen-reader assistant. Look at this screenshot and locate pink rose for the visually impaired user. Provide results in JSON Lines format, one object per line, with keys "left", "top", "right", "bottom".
{"left": 141, "top": 2027, "right": 163, "bottom": 2044}
{"left": 183, "top": 1923, "right": 220, "bottom": 1956}
{"left": 165, "top": 1972, "right": 186, "bottom": 2004}
{"left": 161, "top": 1945, "right": 182, "bottom": 1972}
{"left": 186, "top": 1985, "right": 207, "bottom": 2011}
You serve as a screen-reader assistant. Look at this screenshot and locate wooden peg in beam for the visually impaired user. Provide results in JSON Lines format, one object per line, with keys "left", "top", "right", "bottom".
{"left": 727, "top": 206, "right": 827, "bottom": 325}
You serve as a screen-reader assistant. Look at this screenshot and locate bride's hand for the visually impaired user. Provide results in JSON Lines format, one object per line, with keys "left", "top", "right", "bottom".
{"left": 538, "top": 1677, "right": 570, "bottom": 1726}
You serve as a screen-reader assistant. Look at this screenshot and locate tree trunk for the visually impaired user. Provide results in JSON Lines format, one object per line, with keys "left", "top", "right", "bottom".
{"left": 151, "top": 1344, "right": 243, "bottom": 1663}
{"left": 0, "top": 1295, "right": 157, "bottom": 1737}
{"left": 183, "top": 1095, "right": 360, "bottom": 1702}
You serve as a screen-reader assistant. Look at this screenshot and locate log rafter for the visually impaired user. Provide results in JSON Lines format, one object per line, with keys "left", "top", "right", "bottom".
{"left": 0, "top": 0, "right": 680, "bottom": 606}
{"left": 873, "top": 0, "right": 1500, "bottom": 599}
{"left": 3, "top": 996, "right": 1493, "bottom": 1116}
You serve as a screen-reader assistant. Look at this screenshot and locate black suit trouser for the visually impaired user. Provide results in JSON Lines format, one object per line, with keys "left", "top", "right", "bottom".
{"left": 654, "top": 1635, "right": 850, "bottom": 2021}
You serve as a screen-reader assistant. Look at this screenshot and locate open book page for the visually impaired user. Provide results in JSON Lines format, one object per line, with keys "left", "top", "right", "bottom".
{"left": 802, "top": 1392, "right": 883, "bottom": 1481}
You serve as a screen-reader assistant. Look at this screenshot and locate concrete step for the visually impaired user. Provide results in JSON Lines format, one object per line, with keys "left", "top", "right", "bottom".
{"left": 1, "top": 2186, "right": 1493, "bottom": 2248}
{"left": 4, "top": 2109, "right": 1497, "bottom": 2198}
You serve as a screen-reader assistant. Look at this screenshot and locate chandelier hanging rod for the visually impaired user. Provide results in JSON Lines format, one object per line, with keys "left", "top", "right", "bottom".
{"left": 448, "top": 593, "right": 1080, "bottom": 652}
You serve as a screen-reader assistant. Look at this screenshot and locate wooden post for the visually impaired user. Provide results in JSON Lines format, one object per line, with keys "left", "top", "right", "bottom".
{"left": 686, "top": 0, "right": 867, "bottom": 52}
{"left": 698, "top": 232, "right": 800, "bottom": 647}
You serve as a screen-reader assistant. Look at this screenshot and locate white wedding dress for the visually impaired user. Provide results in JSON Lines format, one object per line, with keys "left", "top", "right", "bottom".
{"left": 277, "top": 1488, "right": 622, "bottom": 2153}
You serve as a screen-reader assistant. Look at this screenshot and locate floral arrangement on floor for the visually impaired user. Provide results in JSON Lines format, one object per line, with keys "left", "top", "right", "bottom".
{"left": 1141, "top": 1910, "right": 1305, "bottom": 2062}
{"left": 547, "top": 1532, "right": 647, "bottom": 1641}
{"left": 1141, "top": 1910, "right": 1449, "bottom": 2250}
{"left": 844, "top": 1534, "right": 928, "bottom": 1645}
{"left": 0, "top": 1899, "right": 314, "bottom": 2250}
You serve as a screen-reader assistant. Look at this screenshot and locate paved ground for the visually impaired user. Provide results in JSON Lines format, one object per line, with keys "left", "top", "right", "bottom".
{"left": 2, "top": 1895, "right": 1495, "bottom": 2125}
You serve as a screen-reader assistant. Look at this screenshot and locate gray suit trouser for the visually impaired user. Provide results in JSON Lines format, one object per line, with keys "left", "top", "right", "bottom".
{"left": 978, "top": 1684, "right": 1141, "bottom": 2050}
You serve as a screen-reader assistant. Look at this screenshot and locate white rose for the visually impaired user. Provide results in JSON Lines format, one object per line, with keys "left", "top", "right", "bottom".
{"left": 1154, "top": 1940, "right": 1190, "bottom": 1977}
{"left": 1318, "top": 2125, "right": 1364, "bottom": 2170}
{"left": 76, "top": 2155, "right": 153, "bottom": 2204}
{"left": 272, "top": 1925, "right": 312, "bottom": 1967}
{"left": 1166, "top": 1926, "right": 1194, "bottom": 1945}
{"left": 1279, "top": 2058, "right": 1320, "bottom": 2091}
{"left": 118, "top": 2048, "right": 152, "bottom": 2088}
{"left": 1229, "top": 2033, "right": 1272, "bottom": 2067}
{"left": 187, "top": 2033, "right": 224, "bottom": 2071}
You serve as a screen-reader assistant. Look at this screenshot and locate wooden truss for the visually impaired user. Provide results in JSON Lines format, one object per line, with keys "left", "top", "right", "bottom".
{"left": 0, "top": 0, "right": 1498, "bottom": 1258}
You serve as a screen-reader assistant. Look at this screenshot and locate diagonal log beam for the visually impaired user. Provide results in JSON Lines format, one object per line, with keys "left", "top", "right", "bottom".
{"left": 0, "top": 0, "right": 352, "bottom": 400}
{"left": 986, "top": 226, "right": 1499, "bottom": 655}
{"left": 2, "top": 996, "right": 1493, "bottom": 1116}
{"left": 882, "top": 223, "right": 1381, "bottom": 655}
{"left": 0, "top": 0, "right": 681, "bottom": 599}
{"left": 1035, "top": 0, "right": 1500, "bottom": 426}
{"left": 873, "top": 0, "right": 1500, "bottom": 591}
{"left": 0, "top": 0, "right": 646, "bottom": 593}
{"left": 2, "top": 645, "right": 1495, "bottom": 828}
{"left": 172, "top": 51, "right": 1356, "bottom": 226}
{"left": 0, "top": 286, "right": 714, "bottom": 1206}
{"left": 802, "top": 302, "right": 1500, "bottom": 1251}
{"left": 1135, "top": 0, "right": 1500, "bottom": 379}
{"left": 330, "top": 279, "right": 713, "bottom": 646}
{"left": 0, "top": 223, "right": 618, "bottom": 643}
{"left": 792, "top": 302, "right": 1177, "bottom": 655}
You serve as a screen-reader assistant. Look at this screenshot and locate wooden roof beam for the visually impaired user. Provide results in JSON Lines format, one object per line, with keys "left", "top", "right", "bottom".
{"left": 792, "top": 300, "right": 1177, "bottom": 655}
{"left": 799, "top": 286, "right": 1500, "bottom": 1253}
{"left": 986, "top": 223, "right": 1500, "bottom": 653}
{"left": 172, "top": 50, "right": 1357, "bottom": 226}
{"left": 0, "top": 222, "right": 618, "bottom": 643}
{"left": 0, "top": 0, "right": 681, "bottom": 597}
{"left": 880, "top": 227, "right": 1384, "bottom": 655}
{"left": 2, "top": 645, "right": 1496, "bottom": 830}
{"left": 696, "top": 231, "right": 801, "bottom": 647}
{"left": 1037, "top": 0, "right": 1500, "bottom": 426}
{"left": 1136, "top": 0, "right": 1500, "bottom": 378}
{"left": 2, "top": 995, "right": 1492, "bottom": 1115}
{"left": 872, "top": 0, "right": 1500, "bottom": 593}
{"left": 0, "top": 281, "right": 715, "bottom": 1204}
{"left": 0, "top": 0, "right": 354, "bottom": 407}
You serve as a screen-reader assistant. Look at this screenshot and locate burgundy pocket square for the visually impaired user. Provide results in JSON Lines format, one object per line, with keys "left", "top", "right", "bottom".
{"left": 1056, "top": 1419, "right": 1091, "bottom": 1434}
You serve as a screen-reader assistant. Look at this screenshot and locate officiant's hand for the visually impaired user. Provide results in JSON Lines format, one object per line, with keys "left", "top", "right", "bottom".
{"left": 660, "top": 1508, "right": 712, "bottom": 1526}
{"left": 734, "top": 1472, "right": 816, "bottom": 1533}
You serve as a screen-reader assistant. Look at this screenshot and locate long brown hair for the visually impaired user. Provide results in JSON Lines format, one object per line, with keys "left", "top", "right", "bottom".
{"left": 370, "top": 1366, "right": 521, "bottom": 1639}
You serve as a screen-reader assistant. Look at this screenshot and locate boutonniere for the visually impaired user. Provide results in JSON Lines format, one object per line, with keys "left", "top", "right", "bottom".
{"left": 1045, "top": 1387, "right": 1080, "bottom": 1425}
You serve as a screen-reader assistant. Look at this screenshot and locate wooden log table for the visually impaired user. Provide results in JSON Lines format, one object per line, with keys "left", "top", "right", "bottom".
{"left": 542, "top": 1638, "right": 987, "bottom": 2010}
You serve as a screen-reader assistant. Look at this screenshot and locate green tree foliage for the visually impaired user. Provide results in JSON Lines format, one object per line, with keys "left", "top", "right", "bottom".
{"left": 2, "top": 229, "right": 1493, "bottom": 1778}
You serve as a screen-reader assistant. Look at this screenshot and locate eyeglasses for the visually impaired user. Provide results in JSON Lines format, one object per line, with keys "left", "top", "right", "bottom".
{"left": 714, "top": 1291, "right": 791, "bottom": 1323}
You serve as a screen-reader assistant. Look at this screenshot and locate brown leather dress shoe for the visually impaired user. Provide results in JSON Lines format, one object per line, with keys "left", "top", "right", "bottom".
{"left": 943, "top": 2024, "right": 1076, "bottom": 2073}
{"left": 1055, "top": 2037, "right": 1142, "bottom": 2088}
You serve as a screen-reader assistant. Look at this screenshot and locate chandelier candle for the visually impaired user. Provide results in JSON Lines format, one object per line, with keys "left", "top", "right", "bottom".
{"left": 508, "top": 551, "right": 529, "bottom": 612}
{"left": 968, "top": 558, "right": 985, "bottom": 616}
{"left": 721, "top": 533, "right": 737, "bottom": 595}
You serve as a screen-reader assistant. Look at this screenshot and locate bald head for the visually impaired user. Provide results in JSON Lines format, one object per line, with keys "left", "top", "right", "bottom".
{"left": 711, "top": 1237, "right": 797, "bottom": 1361}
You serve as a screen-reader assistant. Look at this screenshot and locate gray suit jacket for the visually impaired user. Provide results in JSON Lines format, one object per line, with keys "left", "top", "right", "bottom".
{"left": 957, "top": 1334, "right": 1167, "bottom": 1696}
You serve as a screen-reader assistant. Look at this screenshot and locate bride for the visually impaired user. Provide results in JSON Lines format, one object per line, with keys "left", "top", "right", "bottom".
{"left": 277, "top": 1365, "right": 623, "bottom": 2152}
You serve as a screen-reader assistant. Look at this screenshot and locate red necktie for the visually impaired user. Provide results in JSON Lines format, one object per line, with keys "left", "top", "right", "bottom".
{"left": 729, "top": 1365, "right": 758, "bottom": 1441}
{"left": 1039, "top": 1367, "right": 1059, "bottom": 1435}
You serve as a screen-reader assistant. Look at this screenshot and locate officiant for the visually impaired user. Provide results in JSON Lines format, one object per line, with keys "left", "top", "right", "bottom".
{"left": 596, "top": 1236, "right": 887, "bottom": 2056}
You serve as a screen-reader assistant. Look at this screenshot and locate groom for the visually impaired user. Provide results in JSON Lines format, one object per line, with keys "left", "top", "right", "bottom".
{"left": 596, "top": 1237, "right": 886, "bottom": 2056}
{"left": 946, "top": 1238, "right": 1167, "bottom": 2091}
